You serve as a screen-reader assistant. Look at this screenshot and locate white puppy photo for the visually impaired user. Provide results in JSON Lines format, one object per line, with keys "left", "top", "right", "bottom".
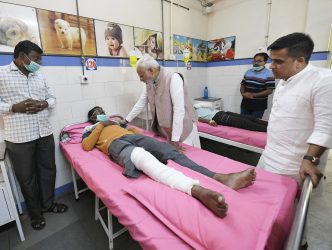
{"left": 0, "top": 2, "right": 41, "bottom": 52}
{"left": 54, "top": 19, "right": 86, "bottom": 52}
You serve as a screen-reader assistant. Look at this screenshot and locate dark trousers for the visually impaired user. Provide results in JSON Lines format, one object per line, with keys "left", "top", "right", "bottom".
{"left": 109, "top": 134, "right": 215, "bottom": 178}
{"left": 213, "top": 111, "right": 268, "bottom": 132}
{"left": 240, "top": 108, "right": 265, "bottom": 119}
{"left": 5, "top": 135, "right": 56, "bottom": 218}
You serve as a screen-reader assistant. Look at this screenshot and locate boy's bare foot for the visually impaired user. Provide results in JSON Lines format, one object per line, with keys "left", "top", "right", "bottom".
{"left": 213, "top": 168, "right": 256, "bottom": 190}
{"left": 191, "top": 185, "right": 228, "bottom": 218}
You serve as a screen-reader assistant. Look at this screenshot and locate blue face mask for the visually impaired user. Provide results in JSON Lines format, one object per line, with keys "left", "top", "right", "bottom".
{"left": 24, "top": 54, "right": 40, "bottom": 73}
{"left": 252, "top": 65, "right": 264, "bottom": 71}
{"left": 96, "top": 114, "right": 109, "bottom": 122}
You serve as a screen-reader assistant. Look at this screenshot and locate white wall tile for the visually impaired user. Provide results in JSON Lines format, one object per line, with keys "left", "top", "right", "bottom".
{"left": 71, "top": 99, "right": 97, "bottom": 121}
{"left": 41, "top": 67, "right": 67, "bottom": 86}
{"left": 81, "top": 83, "right": 106, "bottom": 99}
{"left": 52, "top": 84, "right": 83, "bottom": 103}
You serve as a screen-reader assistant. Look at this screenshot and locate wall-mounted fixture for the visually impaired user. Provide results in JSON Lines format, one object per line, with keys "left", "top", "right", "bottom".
{"left": 197, "top": 0, "right": 214, "bottom": 15}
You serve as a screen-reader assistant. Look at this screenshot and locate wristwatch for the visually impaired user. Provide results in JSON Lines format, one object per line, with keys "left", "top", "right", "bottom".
{"left": 303, "top": 155, "right": 320, "bottom": 165}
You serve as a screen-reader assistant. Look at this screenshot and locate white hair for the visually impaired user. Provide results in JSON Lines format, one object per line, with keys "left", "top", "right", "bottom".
{"left": 136, "top": 54, "right": 160, "bottom": 70}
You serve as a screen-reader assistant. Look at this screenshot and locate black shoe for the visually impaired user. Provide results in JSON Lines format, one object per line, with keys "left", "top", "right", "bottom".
{"left": 300, "top": 242, "right": 308, "bottom": 250}
{"left": 31, "top": 216, "right": 46, "bottom": 230}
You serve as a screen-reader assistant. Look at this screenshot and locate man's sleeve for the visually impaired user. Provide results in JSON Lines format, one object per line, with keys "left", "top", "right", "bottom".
{"left": 126, "top": 85, "right": 148, "bottom": 122}
{"left": 43, "top": 76, "right": 56, "bottom": 109}
{"left": 0, "top": 71, "right": 12, "bottom": 114}
{"left": 307, "top": 76, "right": 332, "bottom": 148}
{"left": 170, "top": 73, "right": 185, "bottom": 142}
{"left": 0, "top": 97, "right": 11, "bottom": 115}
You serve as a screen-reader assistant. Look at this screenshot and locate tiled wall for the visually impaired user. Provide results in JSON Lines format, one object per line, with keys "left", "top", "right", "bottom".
{"left": 0, "top": 60, "right": 206, "bottom": 188}
{"left": 206, "top": 55, "right": 329, "bottom": 120}
{"left": 0, "top": 54, "right": 327, "bottom": 189}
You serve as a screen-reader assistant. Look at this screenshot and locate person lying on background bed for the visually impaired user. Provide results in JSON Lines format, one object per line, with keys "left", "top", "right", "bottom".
{"left": 81, "top": 106, "right": 256, "bottom": 218}
{"left": 194, "top": 103, "right": 268, "bottom": 132}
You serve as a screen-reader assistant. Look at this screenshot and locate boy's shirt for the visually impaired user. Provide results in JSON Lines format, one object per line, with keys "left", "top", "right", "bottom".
{"left": 82, "top": 122, "right": 141, "bottom": 154}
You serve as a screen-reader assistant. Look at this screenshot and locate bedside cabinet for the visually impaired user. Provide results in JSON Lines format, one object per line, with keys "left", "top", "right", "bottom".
{"left": 194, "top": 97, "right": 223, "bottom": 111}
{"left": 0, "top": 142, "right": 25, "bottom": 241}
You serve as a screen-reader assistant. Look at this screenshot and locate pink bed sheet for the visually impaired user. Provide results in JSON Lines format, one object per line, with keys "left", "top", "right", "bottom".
{"left": 60, "top": 123, "right": 297, "bottom": 250}
{"left": 197, "top": 121, "right": 267, "bottom": 149}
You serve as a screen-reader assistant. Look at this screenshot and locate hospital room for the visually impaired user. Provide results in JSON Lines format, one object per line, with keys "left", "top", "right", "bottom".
{"left": 0, "top": 0, "right": 332, "bottom": 249}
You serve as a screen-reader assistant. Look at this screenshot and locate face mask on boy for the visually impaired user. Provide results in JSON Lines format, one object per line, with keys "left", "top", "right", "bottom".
{"left": 96, "top": 115, "right": 109, "bottom": 122}
{"left": 24, "top": 54, "right": 40, "bottom": 73}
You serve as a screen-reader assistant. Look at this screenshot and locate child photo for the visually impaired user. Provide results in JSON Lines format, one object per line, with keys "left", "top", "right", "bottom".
{"left": 134, "top": 27, "right": 163, "bottom": 60}
{"left": 0, "top": 2, "right": 41, "bottom": 52}
{"left": 95, "top": 20, "right": 133, "bottom": 57}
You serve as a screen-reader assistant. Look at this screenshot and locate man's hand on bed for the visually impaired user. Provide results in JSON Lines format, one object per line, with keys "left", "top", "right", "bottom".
{"left": 299, "top": 160, "right": 324, "bottom": 187}
{"left": 170, "top": 141, "right": 185, "bottom": 152}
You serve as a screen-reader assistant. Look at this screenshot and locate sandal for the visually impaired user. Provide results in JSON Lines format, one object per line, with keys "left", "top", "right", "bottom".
{"left": 31, "top": 216, "right": 46, "bottom": 230}
{"left": 43, "top": 203, "right": 68, "bottom": 214}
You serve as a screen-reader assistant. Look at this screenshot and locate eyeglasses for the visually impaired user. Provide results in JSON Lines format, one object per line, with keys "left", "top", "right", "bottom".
{"left": 253, "top": 60, "right": 264, "bottom": 63}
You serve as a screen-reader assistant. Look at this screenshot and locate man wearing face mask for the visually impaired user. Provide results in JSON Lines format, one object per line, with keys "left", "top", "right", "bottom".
{"left": 240, "top": 52, "right": 275, "bottom": 118}
{"left": 125, "top": 55, "right": 200, "bottom": 151}
{"left": 0, "top": 40, "right": 67, "bottom": 231}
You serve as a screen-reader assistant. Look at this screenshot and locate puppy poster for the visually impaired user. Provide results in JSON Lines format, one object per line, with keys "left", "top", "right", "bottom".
{"left": 134, "top": 28, "right": 163, "bottom": 60}
{"left": 95, "top": 20, "right": 133, "bottom": 57}
{"left": 207, "top": 36, "right": 236, "bottom": 62}
{"left": 37, "top": 9, "right": 96, "bottom": 56}
{"left": 0, "top": 2, "right": 41, "bottom": 52}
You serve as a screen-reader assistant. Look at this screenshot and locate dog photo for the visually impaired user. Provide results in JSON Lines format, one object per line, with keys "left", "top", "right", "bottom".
{"left": 0, "top": 2, "right": 41, "bottom": 52}
{"left": 37, "top": 9, "right": 96, "bottom": 55}
{"left": 54, "top": 19, "right": 86, "bottom": 52}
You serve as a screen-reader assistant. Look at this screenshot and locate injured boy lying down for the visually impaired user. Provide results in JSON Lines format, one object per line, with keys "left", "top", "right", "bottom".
{"left": 194, "top": 103, "right": 268, "bottom": 132}
{"left": 81, "top": 106, "right": 256, "bottom": 218}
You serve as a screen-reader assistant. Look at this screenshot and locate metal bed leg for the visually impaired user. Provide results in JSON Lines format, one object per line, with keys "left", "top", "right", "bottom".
{"left": 71, "top": 166, "right": 79, "bottom": 200}
{"left": 95, "top": 196, "right": 99, "bottom": 221}
{"left": 94, "top": 195, "right": 127, "bottom": 250}
{"left": 285, "top": 176, "right": 313, "bottom": 250}
{"left": 108, "top": 210, "right": 113, "bottom": 250}
{"left": 70, "top": 165, "right": 89, "bottom": 201}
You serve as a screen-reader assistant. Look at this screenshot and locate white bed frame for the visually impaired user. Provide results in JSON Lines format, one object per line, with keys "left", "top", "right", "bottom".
{"left": 198, "top": 131, "right": 264, "bottom": 154}
{"left": 61, "top": 124, "right": 311, "bottom": 250}
{"left": 70, "top": 161, "right": 127, "bottom": 250}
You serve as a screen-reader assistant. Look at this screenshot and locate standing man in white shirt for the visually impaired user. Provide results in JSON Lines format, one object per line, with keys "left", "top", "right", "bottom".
{"left": 257, "top": 32, "right": 332, "bottom": 189}
{"left": 125, "top": 55, "right": 200, "bottom": 151}
{"left": 0, "top": 40, "right": 68, "bottom": 231}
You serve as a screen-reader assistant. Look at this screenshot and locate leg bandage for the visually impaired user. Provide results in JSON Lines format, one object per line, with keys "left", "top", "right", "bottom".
{"left": 130, "top": 147, "right": 199, "bottom": 195}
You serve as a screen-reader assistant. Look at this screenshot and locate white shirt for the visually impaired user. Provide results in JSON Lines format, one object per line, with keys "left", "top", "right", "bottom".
{"left": 126, "top": 73, "right": 186, "bottom": 142}
{"left": 0, "top": 62, "right": 56, "bottom": 143}
{"left": 257, "top": 64, "right": 332, "bottom": 176}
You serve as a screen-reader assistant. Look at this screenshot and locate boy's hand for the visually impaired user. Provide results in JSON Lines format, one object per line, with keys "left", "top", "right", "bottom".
{"left": 102, "top": 120, "right": 117, "bottom": 127}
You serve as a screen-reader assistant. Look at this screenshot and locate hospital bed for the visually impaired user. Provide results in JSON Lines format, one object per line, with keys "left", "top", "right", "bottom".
{"left": 197, "top": 121, "right": 266, "bottom": 154}
{"left": 59, "top": 122, "right": 310, "bottom": 250}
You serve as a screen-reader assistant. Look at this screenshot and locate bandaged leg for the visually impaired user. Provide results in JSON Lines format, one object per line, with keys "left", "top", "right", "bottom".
{"left": 130, "top": 147, "right": 199, "bottom": 195}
